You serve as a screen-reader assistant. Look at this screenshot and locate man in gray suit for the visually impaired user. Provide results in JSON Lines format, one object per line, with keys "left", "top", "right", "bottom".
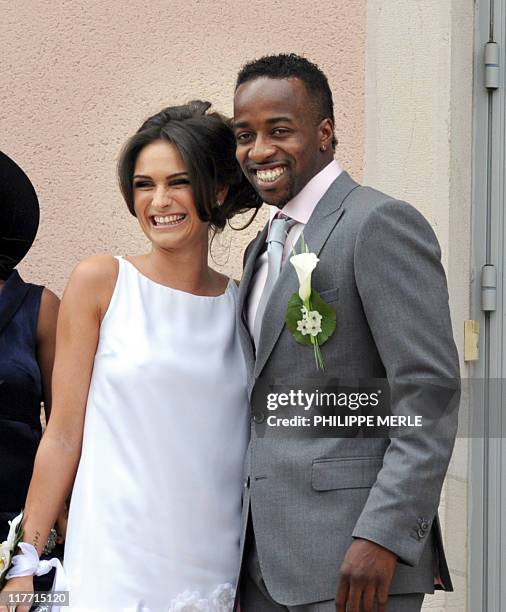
{"left": 233, "top": 54, "right": 460, "bottom": 612}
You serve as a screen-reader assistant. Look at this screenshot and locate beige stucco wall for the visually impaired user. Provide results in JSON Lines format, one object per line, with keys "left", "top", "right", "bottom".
{"left": 1, "top": 0, "right": 365, "bottom": 294}
{"left": 3, "top": 1, "right": 475, "bottom": 609}
{"left": 364, "top": 1, "right": 474, "bottom": 610}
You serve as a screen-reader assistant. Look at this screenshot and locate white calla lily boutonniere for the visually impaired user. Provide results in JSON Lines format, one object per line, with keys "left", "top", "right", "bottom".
{"left": 285, "top": 236, "right": 336, "bottom": 371}
{"left": 0, "top": 511, "right": 24, "bottom": 588}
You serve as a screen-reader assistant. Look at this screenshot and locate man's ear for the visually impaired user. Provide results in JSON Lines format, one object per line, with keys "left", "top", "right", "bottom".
{"left": 216, "top": 185, "right": 229, "bottom": 205}
{"left": 319, "top": 118, "right": 335, "bottom": 151}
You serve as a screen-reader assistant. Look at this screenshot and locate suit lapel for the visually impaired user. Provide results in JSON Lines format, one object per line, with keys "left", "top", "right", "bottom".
{"left": 254, "top": 171, "right": 359, "bottom": 379}
{"left": 237, "top": 226, "right": 269, "bottom": 382}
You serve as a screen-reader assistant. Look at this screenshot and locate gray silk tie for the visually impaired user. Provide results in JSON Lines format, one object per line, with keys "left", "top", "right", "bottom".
{"left": 253, "top": 215, "right": 296, "bottom": 345}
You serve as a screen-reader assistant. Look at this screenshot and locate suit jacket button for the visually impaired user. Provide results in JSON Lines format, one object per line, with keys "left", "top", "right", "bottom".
{"left": 417, "top": 528, "right": 426, "bottom": 539}
{"left": 421, "top": 521, "right": 429, "bottom": 530}
{"left": 253, "top": 412, "right": 265, "bottom": 424}
{"left": 244, "top": 476, "right": 250, "bottom": 488}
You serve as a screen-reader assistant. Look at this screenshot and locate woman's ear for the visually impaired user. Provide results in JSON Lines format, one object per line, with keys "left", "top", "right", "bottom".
{"left": 216, "top": 185, "right": 229, "bottom": 206}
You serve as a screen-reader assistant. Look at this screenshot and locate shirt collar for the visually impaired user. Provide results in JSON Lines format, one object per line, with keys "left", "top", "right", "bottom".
{"left": 268, "top": 159, "right": 343, "bottom": 225}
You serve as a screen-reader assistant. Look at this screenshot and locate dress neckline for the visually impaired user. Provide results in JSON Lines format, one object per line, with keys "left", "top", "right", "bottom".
{"left": 119, "top": 256, "right": 233, "bottom": 299}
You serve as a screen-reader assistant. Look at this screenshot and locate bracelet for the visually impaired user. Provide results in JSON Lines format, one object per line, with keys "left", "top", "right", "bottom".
{"left": 43, "top": 528, "right": 58, "bottom": 555}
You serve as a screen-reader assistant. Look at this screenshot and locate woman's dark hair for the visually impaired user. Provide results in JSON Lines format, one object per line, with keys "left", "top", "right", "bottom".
{"left": 118, "top": 101, "right": 261, "bottom": 231}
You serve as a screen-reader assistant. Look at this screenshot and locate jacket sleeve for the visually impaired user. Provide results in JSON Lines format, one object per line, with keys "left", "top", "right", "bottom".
{"left": 351, "top": 199, "right": 460, "bottom": 566}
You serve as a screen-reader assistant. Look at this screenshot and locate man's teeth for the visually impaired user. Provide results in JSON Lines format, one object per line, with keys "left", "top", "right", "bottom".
{"left": 256, "top": 167, "right": 286, "bottom": 183}
{"left": 153, "top": 214, "right": 186, "bottom": 226}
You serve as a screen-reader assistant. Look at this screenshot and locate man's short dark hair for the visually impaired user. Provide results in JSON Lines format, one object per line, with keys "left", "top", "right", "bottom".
{"left": 235, "top": 53, "right": 337, "bottom": 149}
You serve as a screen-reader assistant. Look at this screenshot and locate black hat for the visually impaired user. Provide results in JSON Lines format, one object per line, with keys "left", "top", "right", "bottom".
{"left": 0, "top": 151, "right": 40, "bottom": 280}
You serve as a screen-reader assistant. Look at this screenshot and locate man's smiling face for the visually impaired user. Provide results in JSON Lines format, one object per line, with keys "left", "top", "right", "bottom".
{"left": 233, "top": 77, "right": 333, "bottom": 208}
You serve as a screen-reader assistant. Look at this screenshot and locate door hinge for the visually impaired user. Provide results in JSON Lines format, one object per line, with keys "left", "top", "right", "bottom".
{"left": 481, "top": 264, "right": 497, "bottom": 311}
{"left": 485, "top": 42, "right": 500, "bottom": 89}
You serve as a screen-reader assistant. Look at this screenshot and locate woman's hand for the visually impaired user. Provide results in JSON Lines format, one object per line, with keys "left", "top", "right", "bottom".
{"left": 0, "top": 575, "right": 34, "bottom": 612}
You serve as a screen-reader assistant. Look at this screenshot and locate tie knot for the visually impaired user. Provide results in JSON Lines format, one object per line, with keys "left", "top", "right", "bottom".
{"left": 268, "top": 214, "right": 295, "bottom": 246}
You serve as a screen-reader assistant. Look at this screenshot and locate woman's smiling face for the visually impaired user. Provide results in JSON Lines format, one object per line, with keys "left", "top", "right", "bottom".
{"left": 133, "top": 139, "right": 209, "bottom": 252}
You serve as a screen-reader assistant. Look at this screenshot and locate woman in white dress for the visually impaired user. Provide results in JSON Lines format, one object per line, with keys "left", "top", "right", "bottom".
{"left": 0, "top": 101, "right": 260, "bottom": 612}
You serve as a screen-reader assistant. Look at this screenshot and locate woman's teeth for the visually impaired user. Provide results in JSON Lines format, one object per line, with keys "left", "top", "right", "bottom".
{"left": 153, "top": 214, "right": 186, "bottom": 226}
{"left": 256, "top": 167, "right": 286, "bottom": 183}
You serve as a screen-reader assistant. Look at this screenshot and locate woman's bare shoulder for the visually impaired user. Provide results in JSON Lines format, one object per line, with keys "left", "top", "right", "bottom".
{"left": 70, "top": 254, "right": 118, "bottom": 284}
{"left": 64, "top": 255, "right": 119, "bottom": 316}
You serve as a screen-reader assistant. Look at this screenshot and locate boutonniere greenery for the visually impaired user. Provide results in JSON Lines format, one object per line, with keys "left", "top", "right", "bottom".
{"left": 285, "top": 236, "right": 336, "bottom": 371}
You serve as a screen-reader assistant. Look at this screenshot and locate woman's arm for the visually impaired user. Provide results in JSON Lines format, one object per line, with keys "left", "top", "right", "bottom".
{"left": 0, "top": 257, "right": 117, "bottom": 609}
{"left": 36, "top": 287, "right": 60, "bottom": 420}
{"left": 21, "top": 255, "right": 117, "bottom": 555}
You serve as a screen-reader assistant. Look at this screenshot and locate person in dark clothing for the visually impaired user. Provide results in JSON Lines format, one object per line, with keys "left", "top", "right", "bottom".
{"left": 0, "top": 151, "right": 63, "bottom": 592}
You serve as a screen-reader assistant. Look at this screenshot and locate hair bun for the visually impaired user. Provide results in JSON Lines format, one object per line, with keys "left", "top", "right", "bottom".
{"left": 138, "top": 100, "right": 213, "bottom": 132}
{"left": 186, "top": 100, "right": 212, "bottom": 116}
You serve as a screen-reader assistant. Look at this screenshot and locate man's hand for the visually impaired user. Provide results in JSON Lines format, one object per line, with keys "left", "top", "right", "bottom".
{"left": 335, "top": 538, "right": 397, "bottom": 612}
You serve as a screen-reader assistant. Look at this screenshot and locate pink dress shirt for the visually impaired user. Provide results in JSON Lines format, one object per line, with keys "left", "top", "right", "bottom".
{"left": 247, "top": 160, "right": 343, "bottom": 347}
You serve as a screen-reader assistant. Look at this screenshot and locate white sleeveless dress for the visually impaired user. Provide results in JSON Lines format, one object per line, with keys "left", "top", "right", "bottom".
{"left": 63, "top": 256, "right": 249, "bottom": 612}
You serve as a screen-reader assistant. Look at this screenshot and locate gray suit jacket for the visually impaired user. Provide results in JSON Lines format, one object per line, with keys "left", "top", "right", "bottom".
{"left": 236, "top": 172, "right": 460, "bottom": 606}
